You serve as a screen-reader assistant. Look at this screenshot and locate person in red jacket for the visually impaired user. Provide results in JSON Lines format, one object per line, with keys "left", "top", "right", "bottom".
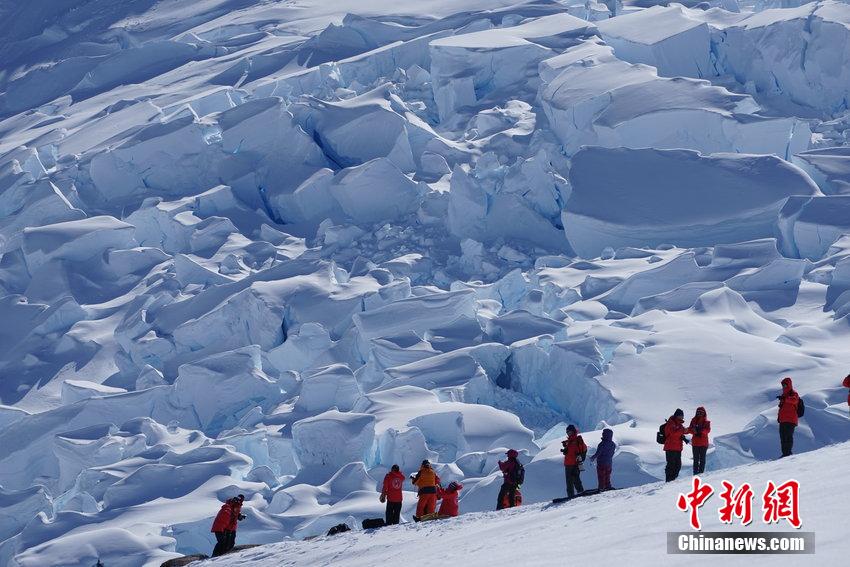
{"left": 496, "top": 449, "right": 522, "bottom": 510}
{"left": 843, "top": 374, "right": 850, "bottom": 414}
{"left": 663, "top": 409, "right": 690, "bottom": 482}
{"left": 777, "top": 377, "right": 800, "bottom": 457}
{"left": 561, "top": 425, "right": 587, "bottom": 498}
{"left": 210, "top": 495, "right": 244, "bottom": 557}
{"left": 689, "top": 407, "right": 711, "bottom": 475}
{"left": 380, "top": 465, "right": 405, "bottom": 525}
{"left": 437, "top": 481, "right": 464, "bottom": 517}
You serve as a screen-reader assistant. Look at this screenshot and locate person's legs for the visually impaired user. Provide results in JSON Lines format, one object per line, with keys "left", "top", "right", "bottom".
{"left": 574, "top": 466, "right": 584, "bottom": 493}
{"left": 665, "top": 451, "right": 682, "bottom": 482}
{"left": 598, "top": 464, "right": 612, "bottom": 490}
{"left": 565, "top": 466, "right": 575, "bottom": 498}
{"left": 226, "top": 530, "right": 236, "bottom": 552}
{"left": 418, "top": 493, "right": 437, "bottom": 516}
{"left": 507, "top": 485, "right": 516, "bottom": 507}
{"left": 496, "top": 484, "right": 508, "bottom": 510}
{"left": 386, "top": 501, "right": 401, "bottom": 524}
{"left": 212, "top": 532, "right": 228, "bottom": 557}
{"left": 779, "top": 423, "right": 795, "bottom": 457}
{"left": 693, "top": 446, "right": 707, "bottom": 475}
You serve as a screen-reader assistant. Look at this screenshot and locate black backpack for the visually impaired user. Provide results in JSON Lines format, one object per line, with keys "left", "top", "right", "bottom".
{"left": 796, "top": 397, "right": 805, "bottom": 418}
{"left": 656, "top": 422, "right": 666, "bottom": 445}
{"left": 513, "top": 462, "right": 525, "bottom": 486}
{"left": 362, "top": 518, "right": 385, "bottom": 530}
{"left": 327, "top": 523, "right": 351, "bottom": 536}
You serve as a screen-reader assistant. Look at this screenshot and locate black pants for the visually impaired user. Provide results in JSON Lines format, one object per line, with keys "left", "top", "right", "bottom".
{"left": 565, "top": 465, "right": 584, "bottom": 498}
{"left": 665, "top": 450, "right": 682, "bottom": 482}
{"left": 212, "top": 531, "right": 230, "bottom": 557}
{"left": 385, "top": 501, "right": 402, "bottom": 525}
{"left": 692, "top": 446, "right": 707, "bottom": 475}
{"left": 780, "top": 422, "right": 796, "bottom": 457}
{"left": 496, "top": 484, "right": 517, "bottom": 510}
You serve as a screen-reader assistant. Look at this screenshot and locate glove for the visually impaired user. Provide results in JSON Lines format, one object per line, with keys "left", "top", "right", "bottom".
{"left": 683, "top": 437, "right": 690, "bottom": 445}
{"left": 380, "top": 494, "right": 386, "bottom": 504}
{"left": 238, "top": 514, "right": 246, "bottom": 521}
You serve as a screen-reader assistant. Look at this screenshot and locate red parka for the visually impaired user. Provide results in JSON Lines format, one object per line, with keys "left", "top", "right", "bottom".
{"left": 777, "top": 377, "right": 799, "bottom": 425}
{"left": 211, "top": 501, "right": 234, "bottom": 533}
{"left": 381, "top": 470, "right": 405, "bottom": 503}
{"left": 228, "top": 500, "right": 242, "bottom": 532}
{"left": 688, "top": 407, "right": 711, "bottom": 448}
{"left": 562, "top": 431, "right": 588, "bottom": 466}
{"left": 663, "top": 416, "right": 689, "bottom": 452}
{"left": 437, "top": 482, "right": 463, "bottom": 517}
{"left": 843, "top": 375, "right": 850, "bottom": 406}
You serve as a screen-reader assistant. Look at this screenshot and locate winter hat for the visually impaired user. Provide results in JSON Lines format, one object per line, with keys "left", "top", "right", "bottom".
{"left": 236, "top": 494, "right": 245, "bottom": 501}
{"left": 391, "top": 464, "right": 400, "bottom": 472}
{"left": 566, "top": 424, "right": 577, "bottom": 434}
{"left": 602, "top": 428, "right": 613, "bottom": 440}
{"left": 673, "top": 408, "right": 684, "bottom": 419}
{"left": 422, "top": 459, "right": 431, "bottom": 467}
{"left": 448, "top": 481, "right": 460, "bottom": 491}
{"left": 506, "top": 449, "right": 519, "bottom": 458}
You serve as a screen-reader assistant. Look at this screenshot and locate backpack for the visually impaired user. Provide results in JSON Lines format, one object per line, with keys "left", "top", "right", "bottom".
{"left": 327, "top": 523, "right": 351, "bottom": 536}
{"left": 796, "top": 397, "right": 805, "bottom": 418}
{"left": 513, "top": 462, "right": 525, "bottom": 486}
{"left": 656, "top": 423, "right": 666, "bottom": 445}
{"left": 361, "top": 518, "right": 385, "bottom": 530}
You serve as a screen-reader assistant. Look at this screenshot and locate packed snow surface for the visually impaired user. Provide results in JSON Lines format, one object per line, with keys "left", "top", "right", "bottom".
{"left": 204, "top": 441, "right": 850, "bottom": 566}
{"left": 1, "top": 0, "right": 850, "bottom": 566}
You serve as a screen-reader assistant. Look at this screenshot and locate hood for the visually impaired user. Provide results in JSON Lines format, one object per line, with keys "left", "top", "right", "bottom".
{"left": 782, "top": 377, "right": 793, "bottom": 390}
{"left": 695, "top": 406, "right": 707, "bottom": 418}
{"left": 602, "top": 428, "right": 613, "bottom": 441}
{"left": 506, "top": 449, "right": 519, "bottom": 459}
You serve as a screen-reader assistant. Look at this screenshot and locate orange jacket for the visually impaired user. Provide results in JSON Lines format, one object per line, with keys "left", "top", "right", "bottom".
{"left": 412, "top": 466, "right": 440, "bottom": 495}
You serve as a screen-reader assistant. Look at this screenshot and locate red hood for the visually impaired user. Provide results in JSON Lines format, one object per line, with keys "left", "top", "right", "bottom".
{"left": 695, "top": 406, "right": 707, "bottom": 418}
{"left": 782, "top": 377, "right": 794, "bottom": 392}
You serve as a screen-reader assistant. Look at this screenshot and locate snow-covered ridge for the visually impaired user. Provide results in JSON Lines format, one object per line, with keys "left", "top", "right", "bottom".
{"left": 1, "top": 1, "right": 850, "bottom": 565}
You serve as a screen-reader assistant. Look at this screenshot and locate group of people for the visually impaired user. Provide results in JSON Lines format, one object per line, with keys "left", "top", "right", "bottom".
{"left": 379, "top": 460, "right": 464, "bottom": 522}
{"left": 210, "top": 374, "right": 850, "bottom": 546}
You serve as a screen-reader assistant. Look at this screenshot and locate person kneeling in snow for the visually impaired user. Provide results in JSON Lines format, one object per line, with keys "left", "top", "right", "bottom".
{"left": 210, "top": 494, "right": 245, "bottom": 557}
{"left": 589, "top": 428, "right": 615, "bottom": 491}
{"left": 411, "top": 460, "right": 441, "bottom": 520}
{"left": 381, "top": 464, "right": 405, "bottom": 525}
{"left": 437, "top": 481, "right": 464, "bottom": 517}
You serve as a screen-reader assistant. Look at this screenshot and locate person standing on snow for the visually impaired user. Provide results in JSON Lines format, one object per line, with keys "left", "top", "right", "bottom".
{"left": 843, "top": 374, "right": 850, "bottom": 415}
{"left": 380, "top": 465, "right": 405, "bottom": 525}
{"left": 589, "top": 428, "right": 616, "bottom": 491}
{"left": 562, "top": 425, "right": 588, "bottom": 498}
{"left": 497, "top": 449, "right": 523, "bottom": 509}
{"left": 437, "top": 481, "right": 464, "bottom": 517}
{"left": 411, "top": 460, "right": 441, "bottom": 520}
{"left": 689, "top": 407, "right": 711, "bottom": 475}
{"left": 777, "top": 377, "right": 801, "bottom": 457}
{"left": 663, "top": 409, "right": 690, "bottom": 482}
{"left": 210, "top": 495, "right": 244, "bottom": 557}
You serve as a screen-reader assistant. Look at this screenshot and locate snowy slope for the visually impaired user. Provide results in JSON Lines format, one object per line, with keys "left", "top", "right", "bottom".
{"left": 2, "top": 0, "right": 850, "bottom": 566}
{"left": 204, "top": 441, "right": 850, "bottom": 566}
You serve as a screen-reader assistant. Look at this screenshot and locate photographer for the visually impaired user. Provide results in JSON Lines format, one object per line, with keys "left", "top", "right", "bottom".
{"left": 561, "top": 425, "right": 587, "bottom": 499}
{"left": 688, "top": 407, "right": 711, "bottom": 475}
